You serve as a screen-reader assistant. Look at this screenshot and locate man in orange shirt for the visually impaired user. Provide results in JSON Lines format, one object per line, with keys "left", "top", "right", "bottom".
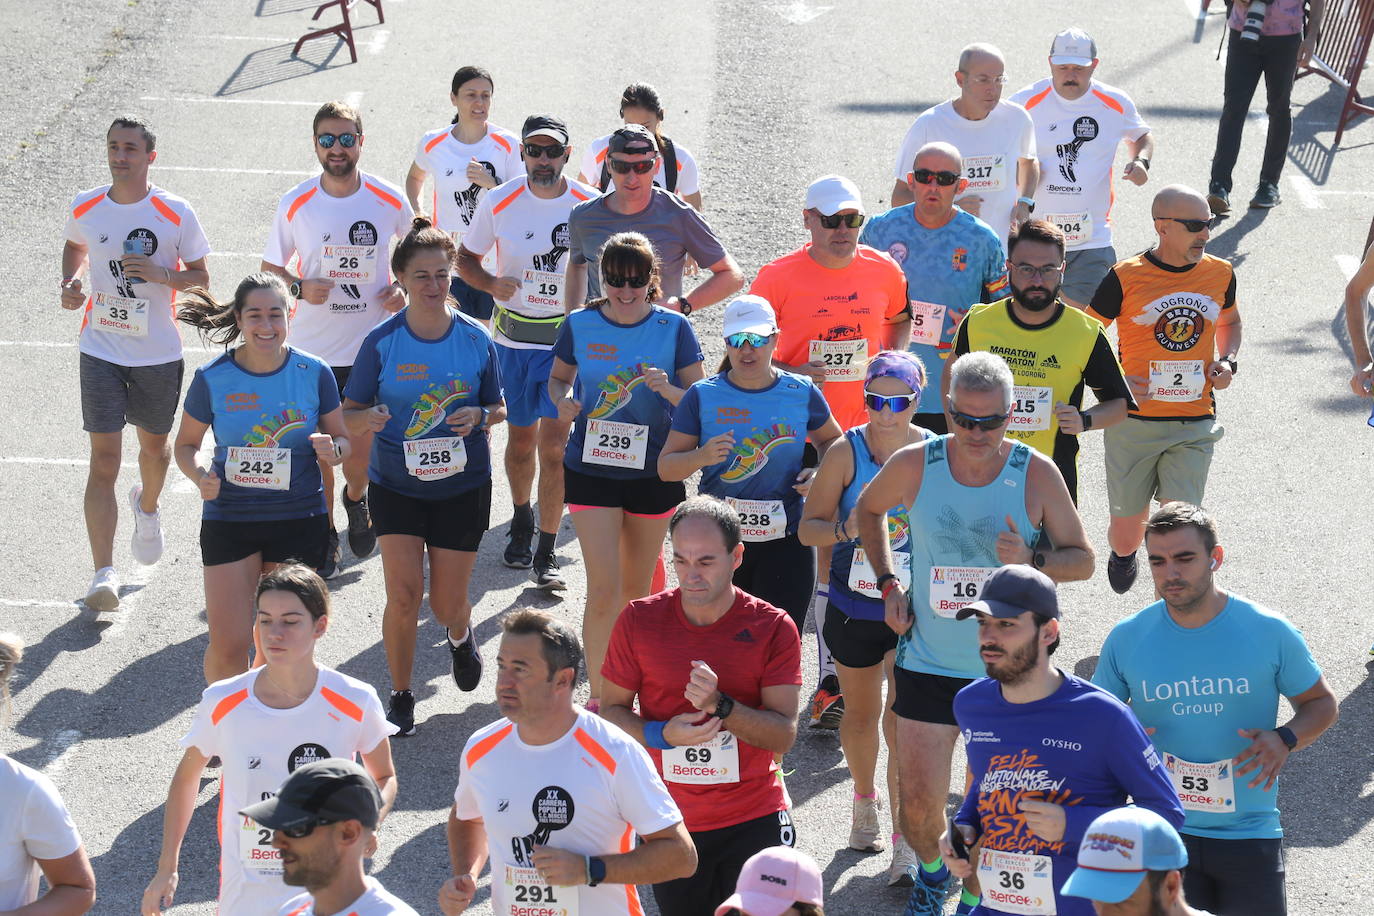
{"left": 1088, "top": 185, "right": 1241, "bottom": 594}
{"left": 751, "top": 174, "right": 910, "bottom": 726}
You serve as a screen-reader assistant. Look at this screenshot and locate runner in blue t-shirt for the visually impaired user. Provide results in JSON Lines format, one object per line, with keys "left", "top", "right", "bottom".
{"left": 174, "top": 273, "right": 350, "bottom": 685}
{"left": 861, "top": 141, "right": 1008, "bottom": 432}
{"left": 547, "top": 231, "right": 705, "bottom": 710}
{"left": 1092, "top": 502, "right": 1336, "bottom": 916}
{"left": 939, "top": 566, "right": 1184, "bottom": 916}
{"left": 661, "top": 295, "right": 840, "bottom": 633}
{"left": 341, "top": 218, "right": 507, "bottom": 737}
{"left": 797, "top": 349, "right": 932, "bottom": 885}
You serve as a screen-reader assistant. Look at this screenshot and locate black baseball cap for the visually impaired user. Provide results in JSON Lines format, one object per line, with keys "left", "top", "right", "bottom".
{"left": 239, "top": 758, "right": 382, "bottom": 831}
{"left": 607, "top": 123, "right": 656, "bottom": 156}
{"left": 522, "top": 115, "right": 569, "bottom": 146}
{"left": 954, "top": 564, "right": 1060, "bottom": 620}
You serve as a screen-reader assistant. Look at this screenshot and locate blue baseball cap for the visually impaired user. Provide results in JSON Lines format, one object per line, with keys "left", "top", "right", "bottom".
{"left": 1061, "top": 806, "right": 1188, "bottom": 904}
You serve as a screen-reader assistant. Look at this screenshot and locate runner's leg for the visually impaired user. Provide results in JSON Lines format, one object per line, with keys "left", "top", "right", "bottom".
{"left": 133, "top": 427, "right": 171, "bottom": 513}
{"left": 204, "top": 554, "right": 263, "bottom": 684}
{"left": 85, "top": 431, "right": 123, "bottom": 570}
{"left": 894, "top": 717, "right": 961, "bottom": 861}
{"left": 572, "top": 506, "right": 625, "bottom": 700}
{"left": 379, "top": 533, "right": 427, "bottom": 691}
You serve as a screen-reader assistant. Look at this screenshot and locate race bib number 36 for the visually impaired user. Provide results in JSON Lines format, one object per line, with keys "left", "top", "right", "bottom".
{"left": 1010, "top": 386, "right": 1053, "bottom": 431}
{"left": 404, "top": 436, "right": 467, "bottom": 480}
{"left": 808, "top": 338, "right": 868, "bottom": 382}
{"left": 662, "top": 731, "right": 740, "bottom": 785}
{"left": 91, "top": 291, "right": 149, "bottom": 337}
{"left": 582, "top": 419, "right": 648, "bottom": 469}
{"left": 503, "top": 865, "right": 578, "bottom": 916}
{"left": 929, "top": 566, "right": 995, "bottom": 618}
{"left": 1164, "top": 754, "right": 1236, "bottom": 813}
{"left": 321, "top": 245, "right": 377, "bottom": 284}
{"left": 977, "top": 849, "right": 1056, "bottom": 916}
{"left": 226, "top": 447, "right": 291, "bottom": 490}
{"left": 1148, "top": 360, "right": 1206, "bottom": 402}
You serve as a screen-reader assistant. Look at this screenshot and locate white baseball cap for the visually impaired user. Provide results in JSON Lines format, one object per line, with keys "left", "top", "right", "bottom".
{"left": 805, "top": 175, "right": 863, "bottom": 216}
{"left": 1061, "top": 806, "right": 1188, "bottom": 904}
{"left": 1050, "top": 27, "right": 1098, "bottom": 66}
{"left": 722, "top": 295, "right": 778, "bottom": 338}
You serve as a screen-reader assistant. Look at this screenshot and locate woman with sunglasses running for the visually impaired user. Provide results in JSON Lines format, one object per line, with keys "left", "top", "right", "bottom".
{"left": 141, "top": 564, "right": 397, "bottom": 916}
{"left": 174, "top": 273, "right": 350, "bottom": 685}
{"left": 406, "top": 65, "right": 524, "bottom": 321}
{"left": 659, "top": 294, "right": 841, "bottom": 632}
{"left": 797, "top": 351, "right": 933, "bottom": 886}
{"left": 548, "top": 232, "right": 705, "bottom": 709}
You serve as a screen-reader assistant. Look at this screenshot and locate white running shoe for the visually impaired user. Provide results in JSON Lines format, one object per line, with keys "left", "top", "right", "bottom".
{"left": 84, "top": 567, "right": 120, "bottom": 612}
{"left": 129, "top": 484, "right": 164, "bottom": 565}
{"left": 888, "top": 834, "right": 918, "bottom": 887}
{"left": 849, "top": 795, "right": 886, "bottom": 852}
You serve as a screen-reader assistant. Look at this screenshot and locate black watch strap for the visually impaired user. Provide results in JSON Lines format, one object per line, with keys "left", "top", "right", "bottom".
{"left": 1223, "top": 356, "right": 1238, "bottom": 375}
{"left": 678, "top": 296, "right": 694, "bottom": 317}
{"left": 587, "top": 856, "right": 607, "bottom": 886}
{"left": 1081, "top": 410, "right": 1093, "bottom": 431}
{"left": 712, "top": 693, "right": 735, "bottom": 720}
{"left": 875, "top": 573, "right": 898, "bottom": 589}
{"left": 1275, "top": 725, "right": 1298, "bottom": 751}
{"left": 289, "top": 280, "right": 303, "bottom": 300}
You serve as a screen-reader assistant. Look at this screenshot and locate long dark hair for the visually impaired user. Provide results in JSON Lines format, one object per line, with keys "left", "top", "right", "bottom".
{"left": 450, "top": 66, "right": 494, "bottom": 124}
{"left": 176, "top": 272, "right": 290, "bottom": 348}
{"left": 589, "top": 232, "right": 662, "bottom": 309}
{"left": 392, "top": 215, "right": 457, "bottom": 278}
{"left": 620, "top": 82, "right": 666, "bottom": 148}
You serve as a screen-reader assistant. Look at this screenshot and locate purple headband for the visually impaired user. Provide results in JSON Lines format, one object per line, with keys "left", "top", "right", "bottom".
{"left": 865, "top": 350, "right": 927, "bottom": 396}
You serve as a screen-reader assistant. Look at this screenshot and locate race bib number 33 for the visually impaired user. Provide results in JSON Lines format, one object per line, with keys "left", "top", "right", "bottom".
{"left": 91, "top": 291, "right": 150, "bottom": 337}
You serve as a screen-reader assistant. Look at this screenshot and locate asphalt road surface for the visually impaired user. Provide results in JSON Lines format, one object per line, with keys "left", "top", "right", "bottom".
{"left": 1, "top": 1, "right": 1372, "bottom": 913}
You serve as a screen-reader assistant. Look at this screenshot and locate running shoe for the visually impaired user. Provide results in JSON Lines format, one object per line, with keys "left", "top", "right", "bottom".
{"left": 84, "top": 567, "right": 120, "bottom": 612}
{"left": 504, "top": 517, "right": 535, "bottom": 569}
{"left": 449, "top": 629, "right": 483, "bottom": 691}
{"left": 888, "top": 835, "right": 918, "bottom": 887}
{"left": 342, "top": 491, "right": 377, "bottom": 558}
{"left": 1107, "top": 551, "right": 1138, "bottom": 594}
{"left": 1250, "top": 180, "right": 1281, "bottom": 209}
{"left": 1207, "top": 181, "right": 1231, "bottom": 217}
{"left": 128, "top": 484, "right": 164, "bottom": 565}
{"left": 320, "top": 528, "right": 340, "bottom": 579}
{"left": 386, "top": 689, "right": 416, "bottom": 737}
{"left": 531, "top": 554, "right": 566, "bottom": 591}
{"left": 849, "top": 795, "right": 886, "bottom": 852}
{"left": 809, "top": 674, "right": 844, "bottom": 729}
{"left": 902, "top": 871, "right": 958, "bottom": 916}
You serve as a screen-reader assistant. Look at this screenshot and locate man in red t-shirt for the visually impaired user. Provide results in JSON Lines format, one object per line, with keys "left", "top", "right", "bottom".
{"left": 601, "top": 495, "right": 802, "bottom": 916}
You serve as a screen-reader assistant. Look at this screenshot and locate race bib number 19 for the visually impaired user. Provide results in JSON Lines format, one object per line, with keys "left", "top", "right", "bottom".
{"left": 521, "top": 268, "right": 564, "bottom": 313}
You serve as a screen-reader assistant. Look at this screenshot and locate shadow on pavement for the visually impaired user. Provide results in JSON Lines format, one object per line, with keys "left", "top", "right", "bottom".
{"left": 216, "top": 40, "right": 352, "bottom": 96}
{"left": 1283, "top": 664, "right": 1374, "bottom": 846}
{"left": 371, "top": 821, "right": 470, "bottom": 911}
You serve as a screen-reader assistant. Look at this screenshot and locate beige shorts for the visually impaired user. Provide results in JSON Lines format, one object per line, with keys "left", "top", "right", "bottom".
{"left": 1104, "top": 416, "right": 1224, "bottom": 517}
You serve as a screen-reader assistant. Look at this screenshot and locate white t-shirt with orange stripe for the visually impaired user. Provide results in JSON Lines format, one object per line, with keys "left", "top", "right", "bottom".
{"left": 454, "top": 708, "right": 682, "bottom": 916}
{"left": 412, "top": 124, "right": 524, "bottom": 242}
{"left": 263, "top": 172, "right": 413, "bottom": 367}
{"left": 577, "top": 134, "right": 701, "bottom": 197}
{"left": 181, "top": 667, "right": 395, "bottom": 916}
{"left": 278, "top": 878, "right": 419, "bottom": 916}
{"left": 461, "top": 176, "right": 598, "bottom": 348}
{"left": 63, "top": 184, "right": 211, "bottom": 367}
{"left": 1010, "top": 78, "right": 1150, "bottom": 252}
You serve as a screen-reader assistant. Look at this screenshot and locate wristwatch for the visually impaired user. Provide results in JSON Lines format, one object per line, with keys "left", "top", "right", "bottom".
{"left": 477, "top": 406, "right": 490, "bottom": 428}
{"left": 1080, "top": 410, "right": 1093, "bottom": 431}
{"left": 1274, "top": 726, "right": 1298, "bottom": 751}
{"left": 1222, "top": 355, "right": 1238, "bottom": 376}
{"left": 1033, "top": 552, "right": 1047, "bottom": 569}
{"left": 711, "top": 693, "right": 736, "bottom": 720}
{"left": 289, "top": 279, "right": 303, "bottom": 300}
{"left": 678, "top": 296, "right": 694, "bottom": 317}
{"left": 1133, "top": 157, "right": 1151, "bottom": 172}
{"left": 587, "top": 856, "right": 607, "bottom": 887}
{"left": 875, "top": 572, "right": 898, "bottom": 590}
{"left": 1017, "top": 196, "right": 1036, "bottom": 213}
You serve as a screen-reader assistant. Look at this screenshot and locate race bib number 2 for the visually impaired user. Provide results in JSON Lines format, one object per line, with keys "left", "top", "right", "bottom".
{"left": 1148, "top": 360, "right": 1206, "bottom": 402}
{"left": 503, "top": 865, "right": 579, "bottom": 916}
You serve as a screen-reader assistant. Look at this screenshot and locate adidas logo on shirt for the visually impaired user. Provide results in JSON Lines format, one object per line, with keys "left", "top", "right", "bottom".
{"left": 1041, "top": 354, "right": 1060, "bottom": 368}
{"left": 733, "top": 629, "right": 755, "bottom": 643}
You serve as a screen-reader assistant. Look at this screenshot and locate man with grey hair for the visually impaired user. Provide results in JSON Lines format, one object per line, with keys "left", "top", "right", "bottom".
{"left": 890, "top": 43, "right": 1039, "bottom": 253}
{"left": 862, "top": 142, "right": 1008, "bottom": 435}
{"left": 853, "top": 350, "right": 1093, "bottom": 916}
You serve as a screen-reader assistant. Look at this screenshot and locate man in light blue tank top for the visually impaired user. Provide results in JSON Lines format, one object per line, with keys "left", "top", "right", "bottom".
{"left": 1092, "top": 502, "right": 1336, "bottom": 916}
{"left": 853, "top": 351, "right": 1094, "bottom": 916}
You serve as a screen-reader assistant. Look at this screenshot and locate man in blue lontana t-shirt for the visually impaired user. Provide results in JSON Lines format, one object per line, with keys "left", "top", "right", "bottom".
{"left": 938, "top": 563, "right": 1184, "bottom": 916}
{"left": 1092, "top": 501, "right": 1337, "bottom": 916}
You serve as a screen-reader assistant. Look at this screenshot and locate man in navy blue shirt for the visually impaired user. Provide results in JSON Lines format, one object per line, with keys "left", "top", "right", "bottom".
{"left": 938, "top": 565, "right": 1183, "bottom": 916}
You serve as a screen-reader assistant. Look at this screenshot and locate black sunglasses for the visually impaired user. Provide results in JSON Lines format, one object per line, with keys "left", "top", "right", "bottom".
{"left": 950, "top": 408, "right": 1010, "bottom": 431}
{"left": 316, "top": 133, "right": 358, "bottom": 149}
{"left": 1155, "top": 215, "right": 1222, "bottom": 233}
{"left": 912, "top": 169, "right": 961, "bottom": 187}
{"left": 278, "top": 818, "right": 337, "bottom": 839}
{"left": 609, "top": 159, "right": 657, "bottom": 175}
{"left": 603, "top": 272, "right": 650, "bottom": 288}
{"left": 523, "top": 143, "right": 566, "bottom": 159}
{"left": 815, "top": 211, "right": 866, "bottom": 229}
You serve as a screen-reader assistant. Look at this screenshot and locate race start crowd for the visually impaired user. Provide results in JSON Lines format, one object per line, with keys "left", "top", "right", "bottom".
{"left": 5, "top": 14, "right": 1365, "bottom": 916}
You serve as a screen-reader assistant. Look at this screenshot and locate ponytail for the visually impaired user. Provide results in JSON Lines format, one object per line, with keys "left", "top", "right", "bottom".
{"left": 177, "top": 272, "right": 290, "bottom": 348}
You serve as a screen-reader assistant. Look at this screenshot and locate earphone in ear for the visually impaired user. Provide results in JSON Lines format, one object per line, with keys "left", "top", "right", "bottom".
{"left": 1209, "top": 558, "right": 1218, "bottom": 571}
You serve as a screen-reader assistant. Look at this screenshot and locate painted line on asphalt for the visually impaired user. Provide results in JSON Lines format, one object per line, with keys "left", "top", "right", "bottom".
{"left": 206, "top": 34, "right": 295, "bottom": 42}
{"left": 1288, "top": 175, "right": 1323, "bottom": 209}
{"left": 141, "top": 95, "right": 323, "bottom": 107}
{"left": 43, "top": 729, "right": 84, "bottom": 778}
{"left": 0, "top": 339, "right": 213, "bottom": 354}
{"left": 154, "top": 165, "right": 315, "bottom": 176}
{"left": 0, "top": 456, "right": 137, "bottom": 469}
{"left": 1337, "top": 255, "right": 1361, "bottom": 281}
{"left": 367, "top": 31, "right": 390, "bottom": 55}
{"left": 0, "top": 598, "right": 83, "bottom": 608}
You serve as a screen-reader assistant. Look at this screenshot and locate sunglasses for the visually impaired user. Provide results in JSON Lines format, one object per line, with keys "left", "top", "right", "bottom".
{"left": 912, "top": 169, "right": 961, "bottom": 187}
{"left": 725, "top": 331, "right": 774, "bottom": 349}
{"left": 278, "top": 818, "right": 337, "bottom": 839}
{"left": 864, "top": 390, "right": 918, "bottom": 413}
{"left": 1155, "top": 215, "right": 1222, "bottom": 233}
{"left": 1010, "top": 263, "right": 1064, "bottom": 281}
{"left": 315, "top": 132, "right": 358, "bottom": 149}
{"left": 603, "top": 272, "right": 650, "bottom": 288}
{"left": 609, "top": 159, "right": 657, "bottom": 175}
{"left": 523, "top": 143, "right": 566, "bottom": 159}
{"left": 950, "top": 408, "right": 1011, "bottom": 431}
{"left": 815, "top": 211, "right": 866, "bottom": 229}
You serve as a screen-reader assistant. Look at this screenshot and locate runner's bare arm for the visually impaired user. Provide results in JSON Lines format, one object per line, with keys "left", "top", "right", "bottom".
{"left": 601, "top": 680, "right": 723, "bottom": 748}
{"left": 710, "top": 683, "right": 800, "bottom": 755}
{"left": 60, "top": 240, "right": 88, "bottom": 309}
{"left": 1344, "top": 243, "right": 1374, "bottom": 394}
{"left": 563, "top": 261, "right": 587, "bottom": 315}
{"left": 884, "top": 312, "right": 912, "bottom": 350}
{"left": 1235, "top": 675, "right": 1338, "bottom": 791}
{"left": 361, "top": 738, "right": 398, "bottom": 822}
{"left": 162, "top": 255, "right": 209, "bottom": 292}
{"left": 797, "top": 437, "right": 854, "bottom": 547}
{"left": 28, "top": 846, "right": 96, "bottom": 916}
{"left": 455, "top": 244, "right": 518, "bottom": 300}
{"left": 1209, "top": 305, "right": 1243, "bottom": 390}
{"left": 440, "top": 808, "right": 487, "bottom": 916}
{"left": 141, "top": 746, "right": 210, "bottom": 916}
{"left": 857, "top": 446, "right": 925, "bottom": 633}
{"left": 598, "top": 821, "right": 697, "bottom": 884}
{"left": 658, "top": 429, "right": 717, "bottom": 482}
{"left": 667, "top": 254, "right": 743, "bottom": 312}
{"left": 1026, "top": 454, "right": 1094, "bottom": 582}
{"left": 260, "top": 260, "right": 332, "bottom": 305}
{"left": 891, "top": 178, "right": 915, "bottom": 208}
{"left": 173, "top": 411, "right": 212, "bottom": 483}
{"left": 405, "top": 160, "right": 428, "bottom": 216}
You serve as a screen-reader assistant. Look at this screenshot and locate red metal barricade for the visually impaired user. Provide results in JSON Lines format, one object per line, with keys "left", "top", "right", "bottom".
{"left": 293, "top": 0, "right": 384, "bottom": 64}
{"left": 1297, "top": 0, "right": 1374, "bottom": 145}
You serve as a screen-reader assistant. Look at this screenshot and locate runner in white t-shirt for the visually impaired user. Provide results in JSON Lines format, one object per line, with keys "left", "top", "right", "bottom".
{"left": 439, "top": 610, "right": 694, "bottom": 916}
{"left": 60, "top": 116, "right": 212, "bottom": 611}
{"left": 890, "top": 43, "right": 1038, "bottom": 253}
{"left": 577, "top": 82, "right": 703, "bottom": 208}
{"left": 405, "top": 65, "right": 525, "bottom": 322}
{"left": 0, "top": 634, "right": 96, "bottom": 915}
{"left": 1011, "top": 27, "right": 1154, "bottom": 309}
{"left": 142, "top": 565, "right": 398, "bottom": 916}
{"left": 458, "top": 115, "right": 596, "bottom": 591}
{"left": 262, "top": 100, "right": 413, "bottom": 574}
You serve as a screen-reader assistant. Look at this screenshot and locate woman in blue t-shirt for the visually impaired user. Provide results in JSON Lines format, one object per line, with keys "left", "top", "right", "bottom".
{"left": 547, "top": 231, "right": 704, "bottom": 708}
{"left": 342, "top": 218, "right": 506, "bottom": 737}
{"left": 174, "top": 272, "right": 350, "bottom": 684}
{"left": 659, "top": 294, "right": 841, "bottom": 631}
{"left": 798, "top": 350, "right": 933, "bottom": 880}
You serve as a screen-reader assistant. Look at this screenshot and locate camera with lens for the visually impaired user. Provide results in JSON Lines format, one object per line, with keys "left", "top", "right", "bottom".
{"left": 1240, "top": 0, "right": 1268, "bottom": 41}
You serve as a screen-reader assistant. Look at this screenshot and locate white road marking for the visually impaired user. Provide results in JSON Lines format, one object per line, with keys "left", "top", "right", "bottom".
{"left": 345, "top": 91, "right": 365, "bottom": 108}
{"left": 140, "top": 95, "right": 324, "bottom": 107}
{"left": 154, "top": 165, "right": 315, "bottom": 176}
{"left": 771, "top": 1, "right": 832, "bottom": 24}
{"left": 366, "top": 31, "right": 390, "bottom": 55}
{"left": 0, "top": 340, "right": 212, "bottom": 354}
{"left": 0, "top": 598, "right": 82, "bottom": 608}
{"left": 43, "top": 729, "right": 84, "bottom": 778}
{"left": 205, "top": 34, "right": 294, "bottom": 42}
{"left": 1184, "top": 0, "right": 1206, "bottom": 19}
{"left": 0, "top": 457, "right": 137, "bottom": 469}
{"left": 1337, "top": 255, "right": 1361, "bottom": 281}
{"left": 1288, "top": 175, "right": 1323, "bottom": 209}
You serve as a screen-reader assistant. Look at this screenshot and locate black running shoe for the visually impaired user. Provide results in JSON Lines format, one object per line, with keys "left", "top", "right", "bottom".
{"left": 1207, "top": 181, "right": 1231, "bottom": 217}
{"left": 320, "top": 528, "right": 340, "bottom": 579}
{"left": 531, "top": 554, "right": 567, "bottom": 591}
{"left": 1107, "top": 551, "right": 1139, "bottom": 595}
{"left": 342, "top": 491, "right": 377, "bottom": 558}
{"left": 386, "top": 689, "right": 416, "bottom": 737}
{"left": 503, "top": 519, "right": 535, "bottom": 569}
{"left": 449, "top": 629, "right": 483, "bottom": 691}
{"left": 809, "top": 674, "right": 845, "bottom": 729}
{"left": 1250, "top": 180, "right": 1281, "bottom": 209}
